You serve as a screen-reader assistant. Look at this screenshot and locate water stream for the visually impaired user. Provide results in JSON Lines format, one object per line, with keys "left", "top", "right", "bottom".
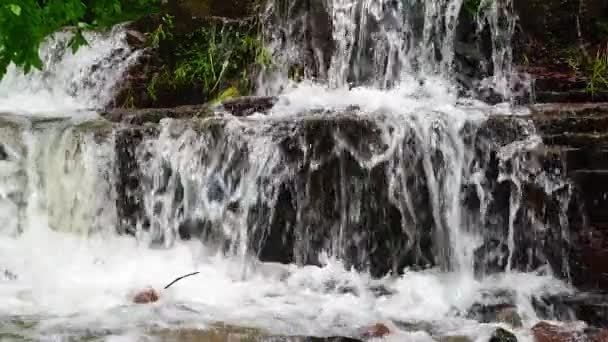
{"left": 0, "top": 1, "right": 586, "bottom": 341}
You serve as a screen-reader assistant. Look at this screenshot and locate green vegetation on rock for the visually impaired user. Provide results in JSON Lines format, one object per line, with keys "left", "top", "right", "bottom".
{"left": 143, "top": 16, "right": 272, "bottom": 106}
{"left": 0, "top": 0, "right": 160, "bottom": 77}
{"left": 564, "top": 44, "right": 608, "bottom": 97}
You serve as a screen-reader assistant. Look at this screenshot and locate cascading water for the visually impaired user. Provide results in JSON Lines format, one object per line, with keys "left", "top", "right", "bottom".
{"left": 0, "top": 25, "right": 139, "bottom": 116}
{"left": 0, "top": 1, "right": 590, "bottom": 342}
{"left": 260, "top": 0, "right": 522, "bottom": 99}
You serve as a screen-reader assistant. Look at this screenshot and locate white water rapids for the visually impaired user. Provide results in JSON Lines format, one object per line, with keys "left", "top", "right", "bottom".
{"left": 0, "top": 1, "right": 584, "bottom": 341}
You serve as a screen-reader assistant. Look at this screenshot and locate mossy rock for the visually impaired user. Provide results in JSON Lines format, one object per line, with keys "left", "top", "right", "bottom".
{"left": 489, "top": 328, "right": 517, "bottom": 342}
{"left": 115, "top": 15, "right": 270, "bottom": 109}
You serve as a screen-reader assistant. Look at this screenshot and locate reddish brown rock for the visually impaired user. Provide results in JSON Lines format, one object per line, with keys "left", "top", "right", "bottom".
{"left": 363, "top": 323, "right": 391, "bottom": 338}
{"left": 132, "top": 288, "right": 160, "bottom": 304}
{"left": 532, "top": 321, "right": 608, "bottom": 342}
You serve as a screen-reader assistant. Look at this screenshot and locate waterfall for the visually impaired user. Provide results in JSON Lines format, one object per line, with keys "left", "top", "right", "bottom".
{"left": 0, "top": 25, "right": 139, "bottom": 116}
{"left": 0, "top": 1, "right": 589, "bottom": 341}
{"left": 260, "top": 0, "right": 522, "bottom": 100}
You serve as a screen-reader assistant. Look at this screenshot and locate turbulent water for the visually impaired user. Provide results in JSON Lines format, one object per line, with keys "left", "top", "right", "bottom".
{"left": 0, "top": 1, "right": 586, "bottom": 342}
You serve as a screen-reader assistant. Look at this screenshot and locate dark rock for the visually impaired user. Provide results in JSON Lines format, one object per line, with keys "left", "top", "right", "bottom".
{"left": 534, "top": 292, "right": 608, "bottom": 328}
{"left": 220, "top": 96, "right": 277, "bottom": 116}
{"left": 0, "top": 144, "right": 7, "bottom": 160}
{"left": 489, "top": 328, "right": 517, "bottom": 342}
{"left": 102, "top": 105, "right": 212, "bottom": 124}
{"left": 103, "top": 111, "right": 578, "bottom": 281}
{"left": 125, "top": 29, "right": 147, "bottom": 48}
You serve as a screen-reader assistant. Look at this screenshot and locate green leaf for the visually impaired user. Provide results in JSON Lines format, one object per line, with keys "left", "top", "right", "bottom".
{"left": 7, "top": 4, "right": 21, "bottom": 16}
{"left": 68, "top": 29, "right": 89, "bottom": 54}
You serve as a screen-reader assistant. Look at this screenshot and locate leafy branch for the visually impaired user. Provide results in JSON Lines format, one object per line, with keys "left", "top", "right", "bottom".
{"left": 0, "top": 0, "right": 160, "bottom": 78}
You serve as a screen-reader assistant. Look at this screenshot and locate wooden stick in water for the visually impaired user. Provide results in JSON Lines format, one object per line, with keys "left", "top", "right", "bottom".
{"left": 163, "top": 271, "right": 200, "bottom": 289}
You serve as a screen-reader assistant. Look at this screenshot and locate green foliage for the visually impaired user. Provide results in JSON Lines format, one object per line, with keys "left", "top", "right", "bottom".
{"left": 0, "top": 0, "right": 159, "bottom": 78}
{"left": 149, "top": 13, "right": 174, "bottom": 49}
{"left": 146, "top": 19, "right": 273, "bottom": 105}
{"left": 463, "top": 0, "right": 481, "bottom": 17}
{"left": 585, "top": 48, "right": 608, "bottom": 96}
{"left": 564, "top": 44, "right": 608, "bottom": 97}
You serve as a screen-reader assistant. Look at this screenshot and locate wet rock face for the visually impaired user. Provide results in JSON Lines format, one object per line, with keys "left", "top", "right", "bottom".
{"left": 110, "top": 113, "right": 574, "bottom": 279}
{"left": 531, "top": 104, "right": 608, "bottom": 291}
{"left": 534, "top": 293, "right": 608, "bottom": 328}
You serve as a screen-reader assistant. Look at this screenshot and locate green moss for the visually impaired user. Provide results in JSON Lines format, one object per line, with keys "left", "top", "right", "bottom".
{"left": 145, "top": 16, "right": 273, "bottom": 106}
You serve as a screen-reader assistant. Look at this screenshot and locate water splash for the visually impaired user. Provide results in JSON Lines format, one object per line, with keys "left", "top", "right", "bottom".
{"left": 0, "top": 25, "right": 139, "bottom": 116}
{"left": 0, "top": 116, "right": 117, "bottom": 237}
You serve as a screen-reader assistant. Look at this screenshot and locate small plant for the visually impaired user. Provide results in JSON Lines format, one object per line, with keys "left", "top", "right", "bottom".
{"left": 146, "top": 19, "right": 273, "bottom": 105}
{"left": 585, "top": 45, "right": 608, "bottom": 96}
{"left": 148, "top": 14, "right": 174, "bottom": 48}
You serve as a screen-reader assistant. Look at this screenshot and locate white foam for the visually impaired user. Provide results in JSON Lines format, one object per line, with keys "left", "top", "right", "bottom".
{"left": 0, "top": 226, "right": 571, "bottom": 340}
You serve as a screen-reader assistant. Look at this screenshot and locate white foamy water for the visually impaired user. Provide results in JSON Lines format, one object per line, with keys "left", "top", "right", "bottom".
{"left": 0, "top": 25, "right": 138, "bottom": 117}
{"left": 0, "top": 224, "right": 571, "bottom": 341}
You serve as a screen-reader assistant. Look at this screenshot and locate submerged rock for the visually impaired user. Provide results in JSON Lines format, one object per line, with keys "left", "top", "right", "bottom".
{"left": 132, "top": 288, "right": 160, "bottom": 304}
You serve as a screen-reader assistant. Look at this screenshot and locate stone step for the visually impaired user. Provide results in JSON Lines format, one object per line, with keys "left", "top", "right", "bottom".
{"left": 572, "top": 170, "right": 608, "bottom": 225}
{"left": 564, "top": 149, "right": 608, "bottom": 173}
